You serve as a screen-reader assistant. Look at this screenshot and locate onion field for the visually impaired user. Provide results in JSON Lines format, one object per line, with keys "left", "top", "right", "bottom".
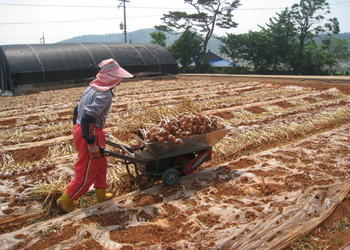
{"left": 0, "top": 75, "right": 349, "bottom": 249}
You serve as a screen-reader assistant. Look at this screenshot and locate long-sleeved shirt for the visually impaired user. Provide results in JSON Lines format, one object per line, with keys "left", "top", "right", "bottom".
{"left": 76, "top": 86, "right": 112, "bottom": 128}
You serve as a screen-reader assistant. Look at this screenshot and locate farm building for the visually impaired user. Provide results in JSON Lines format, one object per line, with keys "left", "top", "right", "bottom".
{"left": 204, "top": 50, "right": 234, "bottom": 68}
{"left": 0, "top": 43, "right": 178, "bottom": 94}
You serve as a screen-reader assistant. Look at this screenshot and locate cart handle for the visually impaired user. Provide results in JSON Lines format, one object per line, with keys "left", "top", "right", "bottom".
{"left": 86, "top": 147, "right": 106, "bottom": 159}
{"left": 106, "top": 140, "right": 145, "bottom": 152}
{"left": 119, "top": 144, "right": 133, "bottom": 157}
{"left": 87, "top": 147, "right": 146, "bottom": 164}
{"left": 101, "top": 147, "right": 150, "bottom": 165}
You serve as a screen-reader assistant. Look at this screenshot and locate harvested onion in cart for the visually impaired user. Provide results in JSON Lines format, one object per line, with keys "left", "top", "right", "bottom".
{"left": 143, "top": 114, "right": 226, "bottom": 145}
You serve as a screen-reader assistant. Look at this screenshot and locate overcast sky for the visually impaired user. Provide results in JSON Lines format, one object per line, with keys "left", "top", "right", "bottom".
{"left": 0, "top": 0, "right": 349, "bottom": 45}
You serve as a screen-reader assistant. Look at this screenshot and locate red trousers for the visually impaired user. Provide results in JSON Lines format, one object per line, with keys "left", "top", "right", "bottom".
{"left": 67, "top": 124, "right": 108, "bottom": 200}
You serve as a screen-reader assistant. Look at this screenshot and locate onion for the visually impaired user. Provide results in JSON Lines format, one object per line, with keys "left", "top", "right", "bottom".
{"left": 155, "top": 136, "right": 164, "bottom": 142}
{"left": 143, "top": 113, "right": 225, "bottom": 143}
{"left": 175, "top": 138, "right": 183, "bottom": 146}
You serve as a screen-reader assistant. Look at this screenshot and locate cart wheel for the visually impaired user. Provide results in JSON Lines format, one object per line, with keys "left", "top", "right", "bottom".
{"left": 162, "top": 168, "right": 180, "bottom": 186}
{"left": 136, "top": 174, "right": 154, "bottom": 189}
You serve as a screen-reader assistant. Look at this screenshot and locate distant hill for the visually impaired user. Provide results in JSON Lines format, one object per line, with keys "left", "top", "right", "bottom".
{"left": 58, "top": 29, "right": 350, "bottom": 56}
{"left": 314, "top": 32, "right": 350, "bottom": 44}
{"left": 58, "top": 28, "right": 223, "bottom": 55}
{"left": 332, "top": 32, "right": 350, "bottom": 42}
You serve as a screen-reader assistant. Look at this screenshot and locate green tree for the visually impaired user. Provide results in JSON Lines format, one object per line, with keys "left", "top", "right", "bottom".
{"left": 302, "top": 43, "right": 325, "bottom": 74}
{"left": 289, "top": 0, "right": 340, "bottom": 74}
{"left": 239, "top": 31, "right": 270, "bottom": 74}
{"left": 168, "top": 29, "right": 203, "bottom": 72}
{"left": 150, "top": 31, "right": 167, "bottom": 47}
{"left": 321, "top": 36, "right": 350, "bottom": 74}
{"left": 218, "top": 9, "right": 296, "bottom": 74}
{"left": 218, "top": 31, "right": 270, "bottom": 74}
{"left": 217, "top": 33, "right": 242, "bottom": 73}
{"left": 155, "top": 0, "right": 240, "bottom": 55}
{"left": 259, "top": 8, "right": 297, "bottom": 74}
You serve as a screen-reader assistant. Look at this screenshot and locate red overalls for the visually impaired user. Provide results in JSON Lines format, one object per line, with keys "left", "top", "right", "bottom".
{"left": 66, "top": 124, "right": 108, "bottom": 200}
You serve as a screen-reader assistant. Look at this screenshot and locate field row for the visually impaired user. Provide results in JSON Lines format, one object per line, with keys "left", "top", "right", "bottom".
{"left": 0, "top": 77, "right": 349, "bottom": 249}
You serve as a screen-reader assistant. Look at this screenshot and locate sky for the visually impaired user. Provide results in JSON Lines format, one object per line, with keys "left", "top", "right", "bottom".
{"left": 0, "top": 0, "right": 349, "bottom": 45}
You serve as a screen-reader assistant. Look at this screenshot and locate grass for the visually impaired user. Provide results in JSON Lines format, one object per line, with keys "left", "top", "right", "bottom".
{"left": 290, "top": 237, "right": 312, "bottom": 250}
{"left": 326, "top": 218, "right": 350, "bottom": 232}
{"left": 39, "top": 225, "right": 61, "bottom": 239}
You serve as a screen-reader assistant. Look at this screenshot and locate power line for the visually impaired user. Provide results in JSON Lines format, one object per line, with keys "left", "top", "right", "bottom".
{"left": 0, "top": 1, "right": 348, "bottom": 9}
{"left": 0, "top": 0, "right": 348, "bottom": 13}
{"left": 0, "top": 14, "right": 164, "bottom": 26}
{"left": 0, "top": 17, "right": 118, "bottom": 26}
{"left": 0, "top": 2, "right": 190, "bottom": 9}
{"left": 47, "top": 8, "right": 120, "bottom": 40}
{"left": 0, "top": 3, "right": 283, "bottom": 11}
{"left": 0, "top": 3, "right": 114, "bottom": 8}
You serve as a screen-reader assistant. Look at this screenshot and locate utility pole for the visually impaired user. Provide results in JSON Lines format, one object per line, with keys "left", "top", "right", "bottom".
{"left": 40, "top": 32, "right": 45, "bottom": 44}
{"left": 118, "top": 0, "right": 130, "bottom": 43}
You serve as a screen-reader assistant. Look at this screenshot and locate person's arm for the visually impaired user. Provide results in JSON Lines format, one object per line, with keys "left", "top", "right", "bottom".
{"left": 80, "top": 114, "right": 99, "bottom": 155}
{"left": 81, "top": 114, "right": 96, "bottom": 143}
{"left": 81, "top": 91, "right": 112, "bottom": 155}
{"left": 72, "top": 105, "right": 78, "bottom": 125}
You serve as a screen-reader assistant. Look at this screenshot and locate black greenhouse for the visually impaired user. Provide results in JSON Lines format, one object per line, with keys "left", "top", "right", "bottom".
{"left": 0, "top": 43, "right": 178, "bottom": 94}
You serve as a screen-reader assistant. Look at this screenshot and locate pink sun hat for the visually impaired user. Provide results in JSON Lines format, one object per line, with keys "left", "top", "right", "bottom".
{"left": 90, "top": 58, "right": 133, "bottom": 92}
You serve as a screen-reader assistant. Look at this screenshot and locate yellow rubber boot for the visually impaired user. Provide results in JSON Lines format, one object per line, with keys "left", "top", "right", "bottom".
{"left": 57, "top": 191, "right": 77, "bottom": 213}
{"left": 95, "top": 188, "right": 113, "bottom": 203}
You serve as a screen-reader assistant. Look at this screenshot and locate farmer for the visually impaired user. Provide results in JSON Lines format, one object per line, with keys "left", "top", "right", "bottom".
{"left": 57, "top": 58, "right": 133, "bottom": 213}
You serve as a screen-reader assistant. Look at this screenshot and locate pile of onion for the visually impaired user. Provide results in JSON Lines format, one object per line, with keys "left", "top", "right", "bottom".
{"left": 144, "top": 114, "right": 225, "bottom": 145}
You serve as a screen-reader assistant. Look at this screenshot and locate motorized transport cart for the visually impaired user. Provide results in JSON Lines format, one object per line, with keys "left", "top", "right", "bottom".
{"left": 102, "top": 128, "right": 231, "bottom": 189}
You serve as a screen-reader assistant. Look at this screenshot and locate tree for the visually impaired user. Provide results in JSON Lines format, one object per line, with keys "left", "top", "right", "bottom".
{"left": 218, "top": 31, "right": 272, "bottom": 74}
{"left": 168, "top": 29, "right": 203, "bottom": 72}
{"left": 218, "top": 8, "right": 296, "bottom": 74}
{"left": 217, "top": 33, "right": 242, "bottom": 73}
{"left": 215, "top": 0, "right": 346, "bottom": 75}
{"left": 150, "top": 31, "right": 167, "bottom": 47}
{"left": 289, "top": 0, "right": 340, "bottom": 74}
{"left": 155, "top": 0, "right": 240, "bottom": 55}
{"left": 259, "top": 8, "right": 297, "bottom": 74}
{"left": 321, "top": 36, "right": 350, "bottom": 73}
{"left": 301, "top": 42, "right": 325, "bottom": 75}
{"left": 239, "top": 31, "right": 270, "bottom": 74}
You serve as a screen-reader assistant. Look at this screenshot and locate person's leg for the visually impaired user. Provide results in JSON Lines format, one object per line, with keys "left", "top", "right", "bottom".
{"left": 57, "top": 124, "right": 83, "bottom": 212}
{"left": 66, "top": 125, "right": 104, "bottom": 200}
{"left": 56, "top": 190, "right": 77, "bottom": 213}
{"left": 93, "top": 129, "right": 113, "bottom": 203}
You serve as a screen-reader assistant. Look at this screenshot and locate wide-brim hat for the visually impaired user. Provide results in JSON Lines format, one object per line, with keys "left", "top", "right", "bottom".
{"left": 90, "top": 58, "right": 133, "bottom": 92}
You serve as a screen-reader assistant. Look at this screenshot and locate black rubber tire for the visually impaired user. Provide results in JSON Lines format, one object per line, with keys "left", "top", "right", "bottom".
{"left": 162, "top": 168, "right": 180, "bottom": 186}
